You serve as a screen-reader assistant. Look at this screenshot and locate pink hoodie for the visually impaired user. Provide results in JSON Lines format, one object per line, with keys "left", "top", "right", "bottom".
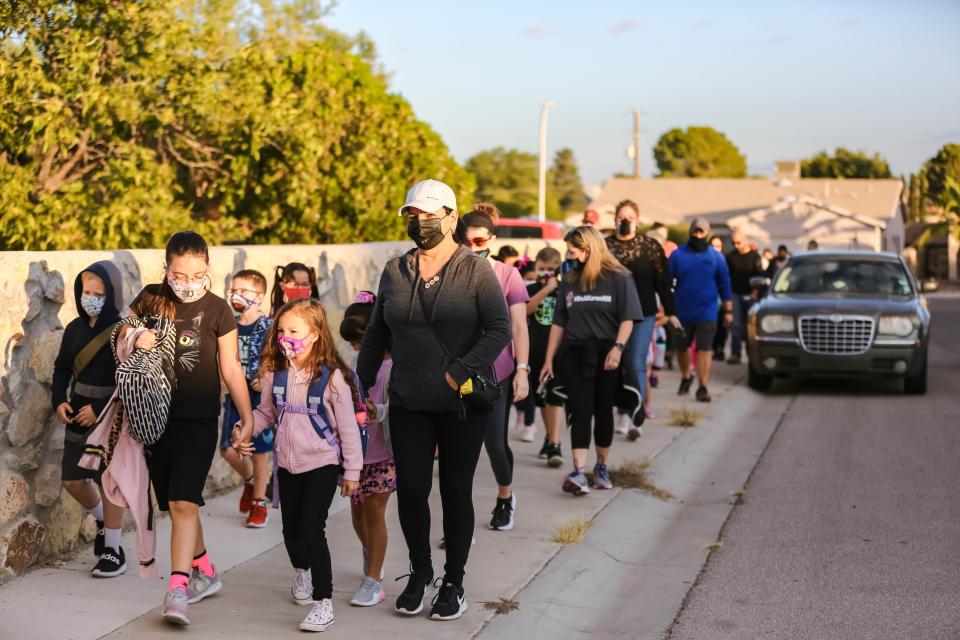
{"left": 252, "top": 366, "right": 363, "bottom": 482}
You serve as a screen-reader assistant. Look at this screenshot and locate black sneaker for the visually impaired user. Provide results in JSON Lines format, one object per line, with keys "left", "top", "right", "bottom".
{"left": 537, "top": 437, "right": 550, "bottom": 459}
{"left": 546, "top": 443, "right": 564, "bottom": 468}
{"left": 678, "top": 376, "right": 694, "bottom": 395}
{"left": 94, "top": 520, "right": 105, "bottom": 558}
{"left": 429, "top": 580, "right": 468, "bottom": 621}
{"left": 696, "top": 386, "right": 712, "bottom": 402}
{"left": 395, "top": 571, "right": 436, "bottom": 615}
{"left": 91, "top": 546, "right": 127, "bottom": 578}
{"left": 489, "top": 494, "right": 516, "bottom": 531}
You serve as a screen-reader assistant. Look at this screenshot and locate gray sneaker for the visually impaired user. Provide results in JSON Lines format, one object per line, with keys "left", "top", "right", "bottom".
{"left": 350, "top": 576, "right": 386, "bottom": 607}
{"left": 162, "top": 588, "right": 190, "bottom": 625}
{"left": 592, "top": 463, "right": 613, "bottom": 490}
{"left": 187, "top": 566, "right": 222, "bottom": 604}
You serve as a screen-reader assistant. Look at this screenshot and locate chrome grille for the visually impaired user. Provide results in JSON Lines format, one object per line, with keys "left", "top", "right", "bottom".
{"left": 798, "top": 315, "right": 874, "bottom": 355}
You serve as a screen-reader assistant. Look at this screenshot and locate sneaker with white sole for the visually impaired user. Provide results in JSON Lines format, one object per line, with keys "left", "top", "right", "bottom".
{"left": 614, "top": 412, "right": 631, "bottom": 435}
{"left": 162, "top": 588, "right": 190, "bottom": 626}
{"left": 546, "top": 443, "right": 564, "bottom": 467}
{"left": 489, "top": 493, "right": 516, "bottom": 531}
{"left": 300, "top": 598, "right": 335, "bottom": 632}
{"left": 350, "top": 576, "right": 386, "bottom": 607}
{"left": 91, "top": 546, "right": 127, "bottom": 578}
{"left": 429, "top": 580, "right": 468, "bottom": 621}
{"left": 592, "top": 463, "right": 613, "bottom": 490}
{"left": 562, "top": 470, "right": 591, "bottom": 496}
{"left": 520, "top": 426, "right": 536, "bottom": 442}
{"left": 537, "top": 437, "right": 551, "bottom": 459}
{"left": 292, "top": 568, "right": 313, "bottom": 605}
{"left": 395, "top": 571, "right": 436, "bottom": 615}
{"left": 187, "top": 566, "right": 222, "bottom": 604}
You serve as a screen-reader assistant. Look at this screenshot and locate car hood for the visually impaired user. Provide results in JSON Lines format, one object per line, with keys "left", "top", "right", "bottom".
{"left": 757, "top": 294, "right": 920, "bottom": 318}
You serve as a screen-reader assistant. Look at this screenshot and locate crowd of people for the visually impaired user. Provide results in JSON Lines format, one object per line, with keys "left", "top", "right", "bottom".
{"left": 50, "top": 178, "right": 780, "bottom": 632}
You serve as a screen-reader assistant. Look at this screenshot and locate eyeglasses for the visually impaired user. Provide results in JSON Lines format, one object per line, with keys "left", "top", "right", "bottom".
{"left": 468, "top": 236, "right": 492, "bottom": 247}
{"left": 169, "top": 272, "right": 207, "bottom": 284}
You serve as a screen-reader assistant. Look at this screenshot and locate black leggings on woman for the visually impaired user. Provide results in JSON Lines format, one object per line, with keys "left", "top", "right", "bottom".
{"left": 278, "top": 464, "right": 339, "bottom": 601}
{"left": 485, "top": 377, "right": 514, "bottom": 487}
{"left": 560, "top": 344, "right": 621, "bottom": 450}
{"left": 390, "top": 406, "right": 487, "bottom": 586}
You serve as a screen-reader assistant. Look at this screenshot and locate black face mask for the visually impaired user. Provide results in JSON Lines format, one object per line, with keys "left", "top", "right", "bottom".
{"left": 407, "top": 214, "right": 448, "bottom": 250}
{"left": 688, "top": 236, "right": 709, "bottom": 252}
{"left": 618, "top": 219, "right": 635, "bottom": 237}
{"left": 562, "top": 258, "right": 584, "bottom": 273}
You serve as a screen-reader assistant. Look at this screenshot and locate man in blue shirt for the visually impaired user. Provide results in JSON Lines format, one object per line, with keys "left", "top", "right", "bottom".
{"left": 668, "top": 218, "right": 734, "bottom": 402}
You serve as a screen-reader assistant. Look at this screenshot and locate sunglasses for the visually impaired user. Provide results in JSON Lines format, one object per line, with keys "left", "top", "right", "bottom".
{"left": 468, "top": 236, "right": 492, "bottom": 247}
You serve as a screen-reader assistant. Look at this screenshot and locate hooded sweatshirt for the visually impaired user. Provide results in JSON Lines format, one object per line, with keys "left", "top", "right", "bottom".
{"left": 356, "top": 245, "right": 511, "bottom": 414}
{"left": 51, "top": 261, "right": 124, "bottom": 426}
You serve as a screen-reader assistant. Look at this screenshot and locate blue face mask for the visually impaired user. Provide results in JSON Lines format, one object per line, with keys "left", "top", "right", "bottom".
{"left": 80, "top": 294, "right": 105, "bottom": 317}
{"left": 562, "top": 258, "right": 584, "bottom": 274}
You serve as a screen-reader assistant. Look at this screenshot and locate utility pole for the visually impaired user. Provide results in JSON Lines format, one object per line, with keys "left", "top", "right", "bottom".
{"left": 538, "top": 100, "right": 555, "bottom": 223}
{"left": 633, "top": 108, "right": 641, "bottom": 178}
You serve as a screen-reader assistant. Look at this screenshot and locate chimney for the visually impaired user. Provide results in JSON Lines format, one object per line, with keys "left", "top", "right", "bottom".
{"left": 775, "top": 161, "right": 801, "bottom": 180}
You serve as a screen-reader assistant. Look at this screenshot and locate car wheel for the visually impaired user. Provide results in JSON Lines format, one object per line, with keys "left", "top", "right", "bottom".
{"left": 904, "top": 351, "right": 927, "bottom": 395}
{"left": 748, "top": 365, "right": 774, "bottom": 392}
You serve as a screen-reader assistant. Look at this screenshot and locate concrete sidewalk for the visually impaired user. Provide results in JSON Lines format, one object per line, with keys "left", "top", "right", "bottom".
{"left": 0, "top": 362, "right": 762, "bottom": 639}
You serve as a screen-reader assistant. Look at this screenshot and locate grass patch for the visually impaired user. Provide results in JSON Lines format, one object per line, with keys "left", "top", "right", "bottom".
{"left": 552, "top": 517, "right": 591, "bottom": 544}
{"left": 704, "top": 541, "right": 723, "bottom": 551}
{"left": 668, "top": 406, "right": 703, "bottom": 427}
{"left": 483, "top": 598, "right": 520, "bottom": 615}
{"left": 584, "top": 458, "right": 677, "bottom": 502}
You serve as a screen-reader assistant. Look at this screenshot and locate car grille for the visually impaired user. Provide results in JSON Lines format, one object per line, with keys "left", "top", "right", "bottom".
{"left": 798, "top": 315, "right": 875, "bottom": 355}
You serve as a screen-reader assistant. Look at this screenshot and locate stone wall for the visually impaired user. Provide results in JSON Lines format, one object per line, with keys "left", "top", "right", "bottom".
{"left": 0, "top": 237, "right": 558, "bottom": 580}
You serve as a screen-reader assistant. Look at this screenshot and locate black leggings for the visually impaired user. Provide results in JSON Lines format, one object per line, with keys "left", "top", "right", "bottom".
{"left": 485, "top": 377, "right": 514, "bottom": 487}
{"left": 278, "top": 465, "right": 339, "bottom": 600}
{"left": 560, "top": 345, "right": 621, "bottom": 451}
{"left": 390, "top": 406, "right": 487, "bottom": 586}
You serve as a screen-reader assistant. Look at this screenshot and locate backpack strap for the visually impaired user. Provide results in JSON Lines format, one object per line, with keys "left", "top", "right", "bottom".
{"left": 305, "top": 368, "right": 342, "bottom": 461}
{"left": 73, "top": 323, "right": 117, "bottom": 379}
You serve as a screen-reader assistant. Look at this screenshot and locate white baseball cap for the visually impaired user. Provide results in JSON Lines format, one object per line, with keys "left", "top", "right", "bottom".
{"left": 397, "top": 179, "right": 457, "bottom": 216}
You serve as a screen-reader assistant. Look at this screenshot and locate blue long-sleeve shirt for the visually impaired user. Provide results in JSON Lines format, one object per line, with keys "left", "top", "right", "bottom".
{"left": 668, "top": 245, "right": 733, "bottom": 324}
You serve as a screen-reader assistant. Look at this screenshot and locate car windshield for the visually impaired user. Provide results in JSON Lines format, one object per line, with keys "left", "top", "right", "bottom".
{"left": 772, "top": 259, "right": 913, "bottom": 296}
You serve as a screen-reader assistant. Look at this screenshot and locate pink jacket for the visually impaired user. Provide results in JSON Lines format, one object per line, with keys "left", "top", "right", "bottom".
{"left": 79, "top": 328, "right": 157, "bottom": 579}
{"left": 253, "top": 366, "right": 363, "bottom": 481}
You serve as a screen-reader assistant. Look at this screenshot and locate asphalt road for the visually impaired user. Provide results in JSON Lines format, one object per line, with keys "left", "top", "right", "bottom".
{"left": 669, "top": 296, "right": 960, "bottom": 640}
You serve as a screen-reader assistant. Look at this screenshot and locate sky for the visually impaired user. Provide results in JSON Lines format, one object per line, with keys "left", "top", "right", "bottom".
{"left": 323, "top": 0, "right": 960, "bottom": 186}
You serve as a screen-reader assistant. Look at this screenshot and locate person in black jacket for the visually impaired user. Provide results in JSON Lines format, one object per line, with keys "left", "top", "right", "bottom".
{"left": 724, "top": 230, "right": 765, "bottom": 364}
{"left": 51, "top": 260, "right": 128, "bottom": 577}
{"left": 357, "top": 179, "right": 511, "bottom": 622}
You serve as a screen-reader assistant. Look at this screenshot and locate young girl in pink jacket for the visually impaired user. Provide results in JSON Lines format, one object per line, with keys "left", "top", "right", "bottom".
{"left": 234, "top": 298, "right": 363, "bottom": 633}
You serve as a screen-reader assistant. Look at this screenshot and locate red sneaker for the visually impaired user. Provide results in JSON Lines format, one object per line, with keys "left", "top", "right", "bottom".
{"left": 246, "top": 500, "right": 268, "bottom": 528}
{"left": 239, "top": 482, "right": 253, "bottom": 514}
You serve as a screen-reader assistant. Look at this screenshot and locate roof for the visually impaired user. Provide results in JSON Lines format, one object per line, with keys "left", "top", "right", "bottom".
{"left": 584, "top": 178, "right": 904, "bottom": 228}
{"left": 789, "top": 251, "right": 903, "bottom": 263}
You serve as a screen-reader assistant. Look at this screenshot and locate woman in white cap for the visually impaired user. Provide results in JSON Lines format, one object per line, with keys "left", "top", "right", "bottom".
{"left": 357, "top": 179, "right": 511, "bottom": 621}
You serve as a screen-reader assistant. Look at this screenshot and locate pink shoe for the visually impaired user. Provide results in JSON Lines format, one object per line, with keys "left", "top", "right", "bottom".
{"left": 645, "top": 406, "right": 655, "bottom": 420}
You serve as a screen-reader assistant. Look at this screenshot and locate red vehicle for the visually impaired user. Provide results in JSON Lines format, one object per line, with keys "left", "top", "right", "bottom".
{"left": 494, "top": 219, "right": 564, "bottom": 239}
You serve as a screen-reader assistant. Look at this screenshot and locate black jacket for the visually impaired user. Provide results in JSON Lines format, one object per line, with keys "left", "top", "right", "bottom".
{"left": 51, "top": 261, "right": 124, "bottom": 418}
{"left": 357, "top": 246, "right": 511, "bottom": 414}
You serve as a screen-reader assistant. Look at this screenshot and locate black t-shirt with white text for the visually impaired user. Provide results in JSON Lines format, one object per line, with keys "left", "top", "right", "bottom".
{"left": 554, "top": 271, "right": 643, "bottom": 343}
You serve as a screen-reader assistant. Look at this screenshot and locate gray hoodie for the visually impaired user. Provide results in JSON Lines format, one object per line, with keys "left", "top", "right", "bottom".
{"left": 357, "top": 246, "right": 511, "bottom": 414}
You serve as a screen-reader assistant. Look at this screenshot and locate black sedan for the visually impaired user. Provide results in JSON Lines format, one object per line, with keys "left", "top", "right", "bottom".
{"left": 746, "top": 252, "right": 931, "bottom": 394}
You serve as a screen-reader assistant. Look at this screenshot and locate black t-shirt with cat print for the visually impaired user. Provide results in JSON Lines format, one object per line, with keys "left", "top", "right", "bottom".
{"left": 132, "top": 284, "right": 237, "bottom": 420}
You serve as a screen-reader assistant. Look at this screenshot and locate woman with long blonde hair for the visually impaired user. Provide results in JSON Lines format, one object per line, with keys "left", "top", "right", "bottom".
{"left": 540, "top": 226, "right": 643, "bottom": 495}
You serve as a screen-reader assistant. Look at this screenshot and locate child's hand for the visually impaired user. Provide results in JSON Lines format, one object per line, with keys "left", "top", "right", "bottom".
{"left": 544, "top": 275, "right": 559, "bottom": 293}
{"left": 135, "top": 329, "right": 157, "bottom": 350}
{"left": 340, "top": 479, "right": 360, "bottom": 497}
{"left": 540, "top": 362, "right": 555, "bottom": 385}
{"left": 231, "top": 424, "right": 255, "bottom": 457}
{"left": 56, "top": 402, "right": 74, "bottom": 424}
{"left": 73, "top": 404, "right": 97, "bottom": 427}
{"left": 365, "top": 398, "right": 378, "bottom": 419}
{"left": 250, "top": 377, "right": 263, "bottom": 393}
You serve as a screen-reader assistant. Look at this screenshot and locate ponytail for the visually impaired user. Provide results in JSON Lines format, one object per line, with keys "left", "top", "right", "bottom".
{"left": 307, "top": 266, "right": 319, "bottom": 299}
{"left": 270, "top": 265, "right": 286, "bottom": 316}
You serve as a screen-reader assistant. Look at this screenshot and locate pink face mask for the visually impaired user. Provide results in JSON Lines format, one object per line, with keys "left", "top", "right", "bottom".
{"left": 278, "top": 335, "right": 311, "bottom": 359}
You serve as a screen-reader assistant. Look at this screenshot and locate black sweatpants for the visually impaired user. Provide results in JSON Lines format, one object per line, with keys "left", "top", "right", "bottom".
{"left": 485, "top": 377, "right": 515, "bottom": 487}
{"left": 390, "top": 406, "right": 488, "bottom": 586}
{"left": 560, "top": 345, "right": 621, "bottom": 451}
{"left": 277, "top": 464, "right": 339, "bottom": 601}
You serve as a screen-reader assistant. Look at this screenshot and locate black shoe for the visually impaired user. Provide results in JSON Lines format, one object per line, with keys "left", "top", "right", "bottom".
{"left": 546, "top": 443, "right": 564, "bottom": 468}
{"left": 395, "top": 570, "right": 436, "bottom": 615}
{"left": 678, "top": 376, "right": 694, "bottom": 395}
{"left": 696, "top": 386, "right": 711, "bottom": 402}
{"left": 91, "top": 546, "right": 127, "bottom": 578}
{"left": 537, "top": 437, "right": 550, "bottom": 459}
{"left": 430, "top": 580, "right": 468, "bottom": 621}
{"left": 489, "top": 494, "right": 516, "bottom": 531}
{"left": 94, "top": 520, "right": 105, "bottom": 558}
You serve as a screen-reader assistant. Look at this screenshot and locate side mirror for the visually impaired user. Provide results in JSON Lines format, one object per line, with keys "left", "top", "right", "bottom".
{"left": 750, "top": 276, "right": 771, "bottom": 293}
{"left": 921, "top": 278, "right": 939, "bottom": 293}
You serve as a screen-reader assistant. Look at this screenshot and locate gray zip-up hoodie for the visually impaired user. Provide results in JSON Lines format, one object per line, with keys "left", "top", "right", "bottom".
{"left": 357, "top": 245, "right": 511, "bottom": 414}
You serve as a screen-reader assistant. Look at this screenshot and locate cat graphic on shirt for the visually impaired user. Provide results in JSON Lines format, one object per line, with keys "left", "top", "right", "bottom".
{"left": 176, "top": 312, "right": 203, "bottom": 372}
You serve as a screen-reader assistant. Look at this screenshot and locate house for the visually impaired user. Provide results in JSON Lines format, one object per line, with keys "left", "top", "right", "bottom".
{"left": 576, "top": 163, "right": 906, "bottom": 254}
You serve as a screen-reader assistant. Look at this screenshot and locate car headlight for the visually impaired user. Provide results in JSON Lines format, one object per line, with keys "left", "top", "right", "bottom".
{"left": 760, "top": 314, "right": 795, "bottom": 334}
{"left": 877, "top": 315, "right": 918, "bottom": 338}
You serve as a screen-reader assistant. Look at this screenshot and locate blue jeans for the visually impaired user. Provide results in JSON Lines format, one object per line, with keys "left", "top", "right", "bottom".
{"left": 626, "top": 315, "right": 658, "bottom": 403}
{"left": 730, "top": 295, "right": 753, "bottom": 358}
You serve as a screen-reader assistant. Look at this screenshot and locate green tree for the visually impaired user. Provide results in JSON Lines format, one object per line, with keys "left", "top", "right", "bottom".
{"left": 464, "top": 147, "right": 560, "bottom": 219}
{"left": 912, "top": 144, "right": 960, "bottom": 217}
{"left": 653, "top": 126, "right": 747, "bottom": 178}
{"left": 915, "top": 177, "right": 960, "bottom": 248}
{"left": 0, "top": 0, "right": 473, "bottom": 250}
{"left": 551, "top": 148, "right": 586, "bottom": 213}
{"left": 800, "top": 148, "right": 892, "bottom": 178}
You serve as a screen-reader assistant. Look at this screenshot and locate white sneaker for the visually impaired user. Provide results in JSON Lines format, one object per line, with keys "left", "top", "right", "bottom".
{"left": 292, "top": 568, "right": 313, "bottom": 605}
{"left": 614, "top": 413, "right": 631, "bottom": 435}
{"left": 299, "top": 598, "right": 335, "bottom": 632}
{"left": 350, "top": 576, "right": 386, "bottom": 607}
{"left": 520, "top": 426, "right": 536, "bottom": 443}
